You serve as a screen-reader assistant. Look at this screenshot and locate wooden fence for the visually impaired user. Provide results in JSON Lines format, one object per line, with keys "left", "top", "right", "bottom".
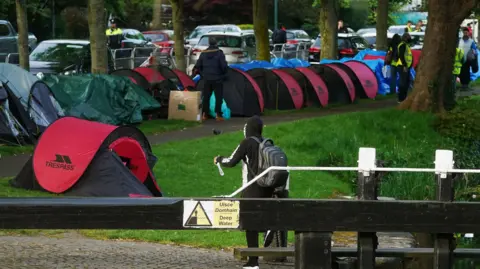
{"left": 1, "top": 148, "right": 480, "bottom": 269}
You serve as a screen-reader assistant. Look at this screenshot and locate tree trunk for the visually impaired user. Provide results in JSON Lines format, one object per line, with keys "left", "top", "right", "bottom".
{"left": 252, "top": 0, "right": 270, "bottom": 61}
{"left": 87, "top": 0, "right": 107, "bottom": 74}
{"left": 15, "top": 0, "right": 29, "bottom": 71}
{"left": 170, "top": 0, "right": 185, "bottom": 71}
{"left": 319, "top": 0, "right": 338, "bottom": 60}
{"left": 375, "top": 0, "right": 389, "bottom": 51}
{"left": 398, "top": 0, "right": 476, "bottom": 112}
{"left": 151, "top": 0, "right": 163, "bottom": 29}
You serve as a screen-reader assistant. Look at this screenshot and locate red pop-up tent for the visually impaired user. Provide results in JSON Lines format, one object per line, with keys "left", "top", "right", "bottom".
{"left": 11, "top": 117, "right": 162, "bottom": 197}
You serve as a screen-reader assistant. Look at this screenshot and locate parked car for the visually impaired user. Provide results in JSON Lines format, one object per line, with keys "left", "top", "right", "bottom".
{"left": 286, "top": 29, "right": 311, "bottom": 44}
{"left": 185, "top": 24, "right": 242, "bottom": 47}
{"left": 360, "top": 32, "right": 395, "bottom": 48}
{"left": 388, "top": 25, "right": 426, "bottom": 35}
{"left": 308, "top": 33, "right": 372, "bottom": 62}
{"left": 356, "top": 27, "right": 376, "bottom": 36}
{"left": 190, "top": 31, "right": 255, "bottom": 65}
{"left": 120, "top": 29, "right": 155, "bottom": 49}
{"left": 143, "top": 30, "right": 174, "bottom": 47}
{"left": 241, "top": 29, "right": 273, "bottom": 42}
{"left": 0, "top": 20, "right": 37, "bottom": 62}
{"left": 27, "top": 40, "right": 114, "bottom": 75}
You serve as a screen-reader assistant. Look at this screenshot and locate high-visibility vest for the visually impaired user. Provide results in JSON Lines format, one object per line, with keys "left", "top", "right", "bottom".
{"left": 396, "top": 41, "right": 412, "bottom": 68}
{"left": 388, "top": 47, "right": 398, "bottom": 67}
{"left": 453, "top": 48, "right": 464, "bottom": 75}
{"left": 406, "top": 26, "right": 413, "bottom": 32}
{"left": 106, "top": 28, "right": 123, "bottom": 36}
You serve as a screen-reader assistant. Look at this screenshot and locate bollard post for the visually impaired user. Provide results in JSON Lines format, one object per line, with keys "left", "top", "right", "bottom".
{"left": 356, "top": 147, "right": 378, "bottom": 269}
{"left": 433, "top": 150, "right": 455, "bottom": 269}
{"left": 295, "top": 232, "right": 332, "bottom": 269}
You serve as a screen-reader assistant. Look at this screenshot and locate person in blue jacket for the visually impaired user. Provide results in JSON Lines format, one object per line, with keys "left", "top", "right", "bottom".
{"left": 194, "top": 37, "right": 228, "bottom": 121}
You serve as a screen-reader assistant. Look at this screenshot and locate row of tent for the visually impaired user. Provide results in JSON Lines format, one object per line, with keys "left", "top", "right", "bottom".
{"left": 0, "top": 63, "right": 161, "bottom": 146}
{"left": 114, "top": 60, "right": 379, "bottom": 118}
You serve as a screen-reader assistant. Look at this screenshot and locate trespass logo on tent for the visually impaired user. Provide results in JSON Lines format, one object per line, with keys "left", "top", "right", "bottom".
{"left": 45, "top": 154, "right": 75, "bottom": 171}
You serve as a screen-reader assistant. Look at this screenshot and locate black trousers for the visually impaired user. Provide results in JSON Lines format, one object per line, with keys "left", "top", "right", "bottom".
{"left": 398, "top": 66, "right": 410, "bottom": 102}
{"left": 460, "top": 61, "right": 471, "bottom": 86}
{"left": 202, "top": 80, "right": 223, "bottom": 116}
{"left": 244, "top": 184, "right": 275, "bottom": 262}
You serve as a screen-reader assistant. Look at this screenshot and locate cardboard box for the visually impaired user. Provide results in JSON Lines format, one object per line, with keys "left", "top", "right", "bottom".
{"left": 168, "top": 91, "right": 202, "bottom": 122}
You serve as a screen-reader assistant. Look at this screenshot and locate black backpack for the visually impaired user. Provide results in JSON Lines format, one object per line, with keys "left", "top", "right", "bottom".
{"left": 249, "top": 137, "right": 289, "bottom": 188}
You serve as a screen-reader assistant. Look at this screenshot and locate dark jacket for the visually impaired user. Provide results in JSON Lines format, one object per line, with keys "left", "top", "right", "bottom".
{"left": 272, "top": 29, "right": 287, "bottom": 44}
{"left": 338, "top": 26, "right": 349, "bottom": 33}
{"left": 217, "top": 116, "right": 273, "bottom": 198}
{"left": 194, "top": 45, "right": 228, "bottom": 81}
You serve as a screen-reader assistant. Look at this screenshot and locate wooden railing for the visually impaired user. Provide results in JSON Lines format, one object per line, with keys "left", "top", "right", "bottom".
{"left": 1, "top": 148, "right": 480, "bottom": 269}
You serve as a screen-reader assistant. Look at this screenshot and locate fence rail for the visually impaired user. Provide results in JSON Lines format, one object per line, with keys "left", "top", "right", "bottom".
{"left": 2, "top": 147, "right": 479, "bottom": 269}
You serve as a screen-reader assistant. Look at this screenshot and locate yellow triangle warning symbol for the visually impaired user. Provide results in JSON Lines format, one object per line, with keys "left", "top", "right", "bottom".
{"left": 185, "top": 202, "right": 212, "bottom": 227}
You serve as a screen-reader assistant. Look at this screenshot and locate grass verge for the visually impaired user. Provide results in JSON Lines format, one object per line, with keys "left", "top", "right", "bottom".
{"left": 0, "top": 119, "right": 200, "bottom": 157}
{"left": 0, "top": 108, "right": 454, "bottom": 249}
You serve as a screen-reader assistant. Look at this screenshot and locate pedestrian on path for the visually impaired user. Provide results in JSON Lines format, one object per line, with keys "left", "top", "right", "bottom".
{"left": 386, "top": 34, "right": 402, "bottom": 95}
{"left": 395, "top": 33, "right": 413, "bottom": 103}
{"left": 214, "top": 116, "right": 276, "bottom": 269}
{"left": 194, "top": 37, "right": 228, "bottom": 121}
{"left": 447, "top": 44, "right": 465, "bottom": 110}
{"left": 459, "top": 27, "right": 478, "bottom": 91}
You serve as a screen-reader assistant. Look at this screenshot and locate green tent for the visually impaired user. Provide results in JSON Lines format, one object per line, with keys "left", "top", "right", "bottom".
{"left": 42, "top": 74, "right": 160, "bottom": 125}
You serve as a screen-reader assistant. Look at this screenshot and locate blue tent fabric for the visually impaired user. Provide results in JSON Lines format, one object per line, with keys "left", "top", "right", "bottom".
{"left": 470, "top": 49, "right": 480, "bottom": 81}
{"left": 230, "top": 60, "right": 275, "bottom": 71}
{"left": 209, "top": 93, "right": 231, "bottom": 120}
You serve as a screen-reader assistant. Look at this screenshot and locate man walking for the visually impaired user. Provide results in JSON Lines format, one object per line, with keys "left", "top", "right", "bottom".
{"left": 459, "top": 27, "right": 478, "bottom": 90}
{"left": 395, "top": 33, "right": 413, "bottom": 103}
{"left": 214, "top": 116, "right": 280, "bottom": 269}
{"left": 447, "top": 43, "right": 465, "bottom": 110}
{"left": 194, "top": 37, "right": 228, "bottom": 121}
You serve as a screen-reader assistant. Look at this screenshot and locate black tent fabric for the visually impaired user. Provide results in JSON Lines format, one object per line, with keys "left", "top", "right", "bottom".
{"left": 246, "top": 68, "right": 302, "bottom": 110}
{"left": 196, "top": 68, "right": 262, "bottom": 117}
{"left": 308, "top": 65, "right": 352, "bottom": 104}
{"left": 27, "top": 81, "right": 63, "bottom": 132}
{"left": 329, "top": 63, "right": 368, "bottom": 99}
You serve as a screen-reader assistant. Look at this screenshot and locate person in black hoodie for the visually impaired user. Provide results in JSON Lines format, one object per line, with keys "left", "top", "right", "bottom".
{"left": 214, "top": 115, "right": 274, "bottom": 269}
{"left": 194, "top": 37, "right": 228, "bottom": 121}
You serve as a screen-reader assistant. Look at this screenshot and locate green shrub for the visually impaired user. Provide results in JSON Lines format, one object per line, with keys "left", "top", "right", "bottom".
{"left": 433, "top": 97, "right": 480, "bottom": 201}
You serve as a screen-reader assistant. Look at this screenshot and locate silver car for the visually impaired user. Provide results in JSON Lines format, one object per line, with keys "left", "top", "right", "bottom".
{"left": 185, "top": 24, "right": 242, "bottom": 47}
{"left": 190, "top": 32, "right": 256, "bottom": 65}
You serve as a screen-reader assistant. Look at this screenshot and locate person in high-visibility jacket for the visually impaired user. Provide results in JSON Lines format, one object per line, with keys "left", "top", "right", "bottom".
{"left": 395, "top": 33, "right": 413, "bottom": 103}
{"left": 106, "top": 19, "right": 123, "bottom": 50}
{"left": 446, "top": 45, "right": 466, "bottom": 110}
{"left": 404, "top": 20, "right": 413, "bottom": 33}
{"left": 453, "top": 46, "right": 465, "bottom": 92}
{"left": 386, "top": 34, "right": 402, "bottom": 95}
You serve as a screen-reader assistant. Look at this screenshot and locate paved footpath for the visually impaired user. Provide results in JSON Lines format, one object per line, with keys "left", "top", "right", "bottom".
{"left": 0, "top": 233, "right": 293, "bottom": 269}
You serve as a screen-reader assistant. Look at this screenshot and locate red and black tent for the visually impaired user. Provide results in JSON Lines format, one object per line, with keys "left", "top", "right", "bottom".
{"left": 308, "top": 64, "right": 354, "bottom": 104}
{"left": 280, "top": 67, "right": 328, "bottom": 107}
{"left": 247, "top": 68, "right": 303, "bottom": 110}
{"left": 195, "top": 67, "right": 264, "bottom": 116}
{"left": 110, "top": 69, "right": 151, "bottom": 91}
{"left": 132, "top": 67, "right": 179, "bottom": 108}
{"left": 10, "top": 117, "right": 162, "bottom": 197}
{"left": 153, "top": 65, "right": 196, "bottom": 90}
{"left": 342, "top": 61, "right": 378, "bottom": 99}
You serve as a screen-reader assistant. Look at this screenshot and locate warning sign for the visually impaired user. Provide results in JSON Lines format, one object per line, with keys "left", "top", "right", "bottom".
{"left": 183, "top": 200, "right": 240, "bottom": 229}
{"left": 184, "top": 202, "right": 212, "bottom": 226}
